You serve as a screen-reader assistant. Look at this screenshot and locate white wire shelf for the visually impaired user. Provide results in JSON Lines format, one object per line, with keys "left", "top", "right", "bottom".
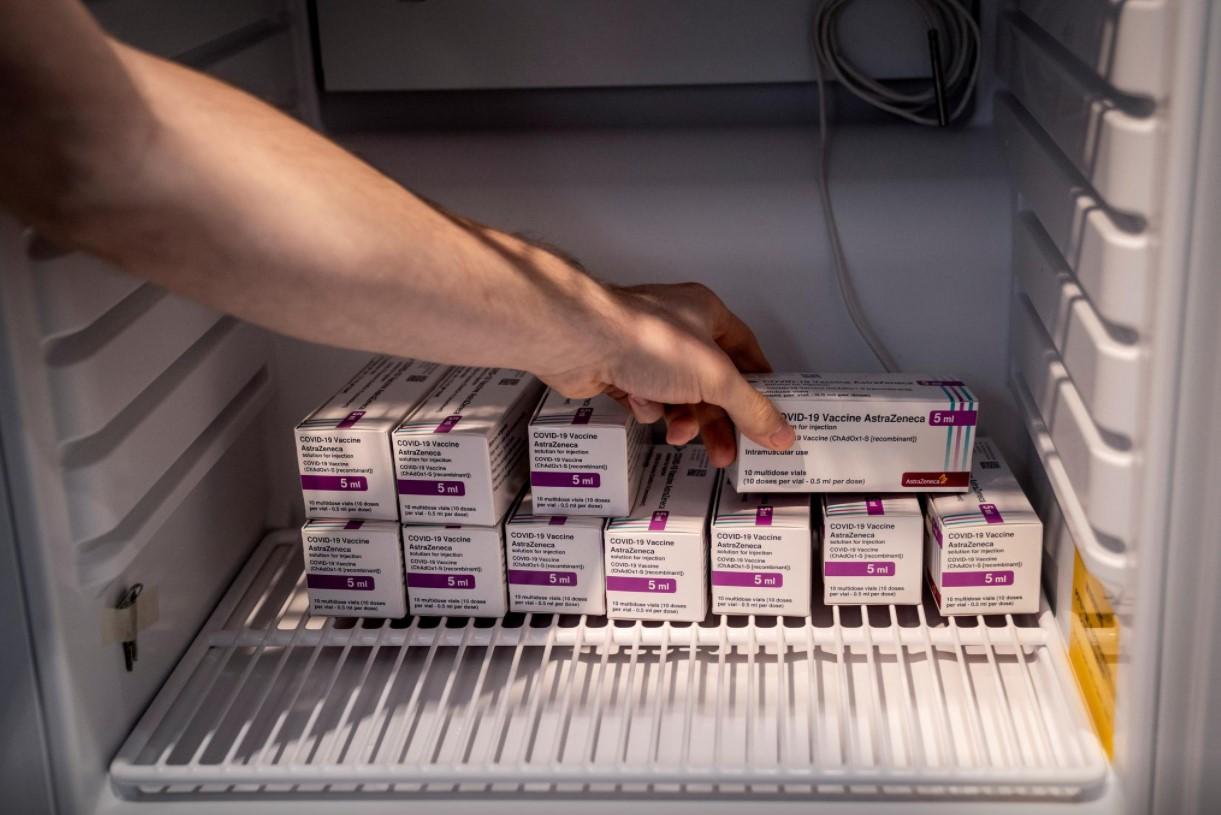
{"left": 111, "top": 531, "right": 1107, "bottom": 798}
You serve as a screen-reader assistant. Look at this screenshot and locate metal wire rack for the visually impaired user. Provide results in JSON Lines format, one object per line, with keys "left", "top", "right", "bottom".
{"left": 111, "top": 531, "right": 1107, "bottom": 798}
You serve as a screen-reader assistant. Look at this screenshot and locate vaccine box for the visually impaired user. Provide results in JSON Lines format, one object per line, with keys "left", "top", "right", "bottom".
{"left": 925, "top": 438, "right": 1043, "bottom": 616}
{"left": 528, "top": 390, "right": 650, "bottom": 516}
{"left": 301, "top": 519, "right": 406, "bottom": 618}
{"left": 393, "top": 367, "right": 544, "bottom": 526}
{"left": 402, "top": 521, "right": 508, "bottom": 617}
{"left": 728, "top": 373, "right": 979, "bottom": 493}
{"left": 505, "top": 492, "right": 607, "bottom": 615}
{"left": 604, "top": 446, "right": 716, "bottom": 621}
{"left": 295, "top": 356, "right": 449, "bottom": 520}
{"left": 822, "top": 495, "right": 923, "bottom": 605}
{"left": 710, "top": 474, "right": 813, "bottom": 616}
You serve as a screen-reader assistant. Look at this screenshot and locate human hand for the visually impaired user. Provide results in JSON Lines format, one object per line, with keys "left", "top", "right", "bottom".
{"left": 536, "top": 281, "right": 795, "bottom": 467}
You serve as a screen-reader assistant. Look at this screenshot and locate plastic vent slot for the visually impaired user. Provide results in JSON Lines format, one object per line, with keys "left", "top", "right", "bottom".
{"left": 994, "top": 92, "right": 1154, "bottom": 331}
{"left": 111, "top": 534, "right": 1106, "bottom": 798}
{"left": 997, "top": 12, "right": 1160, "bottom": 217}
{"left": 60, "top": 320, "right": 266, "bottom": 546}
{"left": 1013, "top": 212, "right": 1144, "bottom": 440}
{"left": 1013, "top": 0, "right": 1170, "bottom": 99}
{"left": 1011, "top": 296, "right": 1137, "bottom": 547}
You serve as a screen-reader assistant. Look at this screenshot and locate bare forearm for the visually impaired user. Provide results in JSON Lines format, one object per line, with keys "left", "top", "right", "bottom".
{"left": 4, "top": 29, "right": 616, "bottom": 375}
{"left": 0, "top": 0, "right": 794, "bottom": 461}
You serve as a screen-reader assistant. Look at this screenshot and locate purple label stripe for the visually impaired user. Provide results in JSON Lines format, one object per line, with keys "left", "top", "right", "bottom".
{"left": 549, "top": 516, "right": 567, "bottom": 526}
{"left": 932, "top": 518, "right": 943, "bottom": 547}
{"left": 306, "top": 573, "right": 376, "bottom": 591}
{"left": 755, "top": 506, "right": 773, "bottom": 526}
{"left": 344, "top": 520, "right": 363, "bottom": 530}
{"left": 711, "top": 570, "right": 784, "bottom": 588}
{"left": 918, "top": 379, "right": 966, "bottom": 386}
{"left": 434, "top": 414, "right": 462, "bottom": 433}
{"left": 336, "top": 410, "right": 366, "bottom": 429}
{"left": 823, "top": 561, "right": 895, "bottom": 577}
{"left": 952, "top": 385, "right": 974, "bottom": 470}
{"left": 866, "top": 498, "right": 885, "bottom": 516}
{"left": 929, "top": 409, "right": 978, "bottom": 427}
{"left": 979, "top": 503, "right": 1004, "bottom": 524}
{"left": 606, "top": 575, "right": 676, "bottom": 593}
{"left": 508, "top": 569, "right": 578, "bottom": 586}
{"left": 572, "top": 407, "right": 593, "bottom": 425}
{"left": 941, "top": 570, "right": 1014, "bottom": 588}
{"left": 649, "top": 510, "right": 669, "bottom": 532}
{"left": 407, "top": 572, "right": 476, "bottom": 589}
{"left": 300, "top": 475, "right": 368, "bottom": 492}
{"left": 530, "top": 471, "right": 602, "bottom": 488}
{"left": 397, "top": 479, "right": 466, "bottom": 496}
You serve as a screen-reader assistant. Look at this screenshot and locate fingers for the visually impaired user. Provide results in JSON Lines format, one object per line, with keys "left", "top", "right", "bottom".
{"left": 693, "top": 403, "right": 737, "bottom": 467}
{"left": 664, "top": 404, "right": 700, "bottom": 446}
{"left": 607, "top": 386, "right": 665, "bottom": 425}
{"left": 628, "top": 394, "right": 665, "bottom": 424}
{"left": 704, "top": 354, "right": 795, "bottom": 452}
{"left": 596, "top": 283, "right": 789, "bottom": 455}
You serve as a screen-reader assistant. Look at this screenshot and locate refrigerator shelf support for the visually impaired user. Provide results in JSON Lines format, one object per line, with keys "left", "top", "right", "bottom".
{"left": 111, "top": 532, "right": 1107, "bottom": 798}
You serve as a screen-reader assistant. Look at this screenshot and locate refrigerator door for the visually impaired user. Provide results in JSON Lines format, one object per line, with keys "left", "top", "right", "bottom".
{"left": 0, "top": 4, "right": 314, "bottom": 813}
{"left": 0, "top": 450, "right": 56, "bottom": 813}
{"left": 999, "top": 1, "right": 1218, "bottom": 813}
{"left": 1148, "top": 3, "right": 1221, "bottom": 810}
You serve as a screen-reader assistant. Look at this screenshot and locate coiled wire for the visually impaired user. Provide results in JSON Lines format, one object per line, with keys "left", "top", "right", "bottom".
{"left": 810, "top": 0, "right": 981, "bottom": 371}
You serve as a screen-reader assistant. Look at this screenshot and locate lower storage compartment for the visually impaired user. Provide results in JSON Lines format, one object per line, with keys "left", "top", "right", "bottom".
{"left": 111, "top": 531, "right": 1107, "bottom": 799}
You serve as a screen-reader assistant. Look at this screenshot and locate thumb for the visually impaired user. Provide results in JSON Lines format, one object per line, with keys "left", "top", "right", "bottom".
{"left": 706, "top": 360, "right": 795, "bottom": 452}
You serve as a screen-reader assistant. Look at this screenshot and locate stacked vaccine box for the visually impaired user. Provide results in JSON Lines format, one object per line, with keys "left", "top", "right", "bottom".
{"left": 295, "top": 356, "right": 450, "bottom": 520}
{"left": 604, "top": 445, "right": 717, "bottom": 621}
{"left": 505, "top": 492, "right": 607, "bottom": 615}
{"left": 300, "top": 519, "right": 408, "bottom": 618}
{"left": 528, "top": 390, "right": 650, "bottom": 517}
{"left": 294, "top": 356, "right": 451, "bottom": 617}
{"left": 924, "top": 438, "right": 1043, "bottom": 616}
{"left": 710, "top": 474, "right": 814, "bottom": 616}
{"left": 395, "top": 367, "right": 544, "bottom": 617}
{"left": 730, "top": 374, "right": 980, "bottom": 493}
{"left": 821, "top": 495, "right": 924, "bottom": 605}
{"left": 292, "top": 366, "right": 1034, "bottom": 622}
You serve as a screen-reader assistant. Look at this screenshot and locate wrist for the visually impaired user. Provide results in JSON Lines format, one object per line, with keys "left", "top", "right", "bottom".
{"left": 521, "top": 245, "right": 632, "bottom": 382}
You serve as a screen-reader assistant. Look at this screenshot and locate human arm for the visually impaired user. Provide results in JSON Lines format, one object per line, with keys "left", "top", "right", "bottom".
{"left": 0, "top": 0, "right": 795, "bottom": 465}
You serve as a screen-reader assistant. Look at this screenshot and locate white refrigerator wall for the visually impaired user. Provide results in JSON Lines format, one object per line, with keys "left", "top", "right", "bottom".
{"left": 0, "top": 3, "right": 316, "bottom": 813}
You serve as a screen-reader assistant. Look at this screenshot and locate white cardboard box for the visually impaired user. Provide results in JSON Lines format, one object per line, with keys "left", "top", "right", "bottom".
{"left": 393, "top": 367, "right": 544, "bottom": 525}
{"left": 729, "top": 373, "right": 979, "bottom": 493}
{"left": 528, "top": 390, "right": 650, "bottom": 516}
{"left": 505, "top": 492, "right": 606, "bottom": 615}
{"left": 822, "top": 494, "right": 923, "bottom": 605}
{"left": 925, "top": 438, "right": 1043, "bottom": 615}
{"left": 402, "top": 521, "right": 508, "bottom": 617}
{"left": 295, "top": 356, "right": 449, "bottom": 520}
{"left": 604, "top": 446, "right": 716, "bottom": 621}
{"left": 301, "top": 519, "right": 406, "bottom": 618}
{"left": 710, "top": 474, "right": 813, "bottom": 616}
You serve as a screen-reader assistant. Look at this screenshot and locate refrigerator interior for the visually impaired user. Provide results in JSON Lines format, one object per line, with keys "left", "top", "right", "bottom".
{"left": 1, "top": 0, "right": 1216, "bottom": 812}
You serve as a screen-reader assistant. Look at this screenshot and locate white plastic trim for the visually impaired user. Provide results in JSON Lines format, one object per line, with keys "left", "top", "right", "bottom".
{"left": 1012, "top": 371, "right": 1127, "bottom": 593}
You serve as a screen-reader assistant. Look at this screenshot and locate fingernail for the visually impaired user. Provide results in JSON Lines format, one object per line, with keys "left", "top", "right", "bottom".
{"left": 768, "top": 424, "right": 796, "bottom": 450}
